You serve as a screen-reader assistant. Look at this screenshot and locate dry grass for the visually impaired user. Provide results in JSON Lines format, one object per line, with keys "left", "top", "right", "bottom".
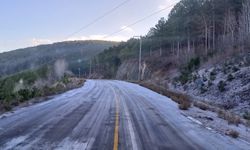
{"left": 243, "top": 111, "right": 250, "bottom": 120}
{"left": 246, "top": 120, "right": 250, "bottom": 127}
{"left": 193, "top": 101, "right": 210, "bottom": 111}
{"left": 137, "top": 81, "right": 246, "bottom": 127}
{"left": 139, "top": 82, "right": 191, "bottom": 110}
{"left": 218, "top": 110, "right": 241, "bottom": 126}
{"left": 226, "top": 129, "right": 240, "bottom": 138}
{"left": 179, "top": 101, "right": 191, "bottom": 110}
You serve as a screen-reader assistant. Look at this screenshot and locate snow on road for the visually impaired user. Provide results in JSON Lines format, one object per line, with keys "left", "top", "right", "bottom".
{"left": 0, "top": 80, "right": 249, "bottom": 150}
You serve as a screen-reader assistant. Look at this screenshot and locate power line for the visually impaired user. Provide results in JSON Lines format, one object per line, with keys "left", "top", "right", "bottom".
{"left": 65, "top": 0, "right": 131, "bottom": 40}
{"left": 103, "top": 3, "right": 177, "bottom": 39}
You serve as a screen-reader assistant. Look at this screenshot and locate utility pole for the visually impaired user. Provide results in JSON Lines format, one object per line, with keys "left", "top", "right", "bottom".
{"left": 139, "top": 37, "right": 142, "bottom": 81}
{"left": 133, "top": 36, "right": 142, "bottom": 81}
{"left": 89, "top": 59, "right": 92, "bottom": 78}
{"left": 159, "top": 37, "right": 162, "bottom": 56}
{"left": 78, "top": 68, "right": 80, "bottom": 78}
{"left": 77, "top": 59, "right": 81, "bottom": 78}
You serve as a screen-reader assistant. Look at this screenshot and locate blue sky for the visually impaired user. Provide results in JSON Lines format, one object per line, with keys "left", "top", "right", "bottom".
{"left": 0, "top": 0, "right": 179, "bottom": 52}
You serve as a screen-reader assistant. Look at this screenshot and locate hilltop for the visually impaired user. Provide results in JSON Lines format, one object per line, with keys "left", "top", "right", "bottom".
{"left": 0, "top": 40, "right": 117, "bottom": 78}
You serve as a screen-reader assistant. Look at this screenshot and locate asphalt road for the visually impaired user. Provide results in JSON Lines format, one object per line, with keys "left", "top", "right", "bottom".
{"left": 0, "top": 80, "right": 249, "bottom": 150}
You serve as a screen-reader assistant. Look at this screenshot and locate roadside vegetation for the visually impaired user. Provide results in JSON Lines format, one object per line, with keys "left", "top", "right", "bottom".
{"left": 139, "top": 82, "right": 249, "bottom": 126}
{"left": 137, "top": 82, "right": 192, "bottom": 110}
{"left": 0, "top": 65, "right": 84, "bottom": 112}
{"left": 137, "top": 81, "right": 250, "bottom": 139}
{"left": 226, "top": 130, "right": 240, "bottom": 138}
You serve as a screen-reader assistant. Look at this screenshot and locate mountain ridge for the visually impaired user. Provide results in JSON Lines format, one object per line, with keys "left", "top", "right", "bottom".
{"left": 0, "top": 40, "right": 118, "bottom": 77}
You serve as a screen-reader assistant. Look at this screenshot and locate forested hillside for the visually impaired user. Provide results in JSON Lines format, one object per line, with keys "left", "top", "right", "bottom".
{"left": 89, "top": 0, "right": 250, "bottom": 118}
{"left": 0, "top": 40, "right": 117, "bottom": 77}
{"left": 93, "top": 0, "right": 250, "bottom": 78}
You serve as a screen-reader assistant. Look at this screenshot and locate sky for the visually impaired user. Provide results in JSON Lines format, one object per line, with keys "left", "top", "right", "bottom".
{"left": 0, "top": 0, "right": 179, "bottom": 52}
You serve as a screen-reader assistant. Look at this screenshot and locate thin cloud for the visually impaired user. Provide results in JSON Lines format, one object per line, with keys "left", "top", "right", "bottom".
{"left": 29, "top": 35, "right": 128, "bottom": 48}
{"left": 158, "top": 0, "right": 179, "bottom": 10}
{"left": 31, "top": 38, "right": 53, "bottom": 46}
{"left": 121, "top": 26, "right": 134, "bottom": 33}
{"left": 158, "top": 5, "right": 166, "bottom": 10}
{"left": 66, "top": 34, "right": 129, "bottom": 42}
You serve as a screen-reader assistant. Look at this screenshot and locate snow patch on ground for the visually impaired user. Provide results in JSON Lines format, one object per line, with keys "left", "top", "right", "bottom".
{"left": 56, "top": 137, "right": 94, "bottom": 150}
{"left": 171, "top": 53, "right": 250, "bottom": 116}
{"left": 2, "top": 135, "right": 28, "bottom": 149}
{"left": 187, "top": 116, "right": 203, "bottom": 125}
{"left": 183, "top": 106, "right": 250, "bottom": 143}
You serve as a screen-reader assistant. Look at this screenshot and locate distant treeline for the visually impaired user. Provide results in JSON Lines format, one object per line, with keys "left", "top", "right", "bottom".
{"left": 0, "top": 40, "right": 117, "bottom": 78}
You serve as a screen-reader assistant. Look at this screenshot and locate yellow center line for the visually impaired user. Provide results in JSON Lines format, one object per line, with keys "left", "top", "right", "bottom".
{"left": 112, "top": 87, "right": 120, "bottom": 150}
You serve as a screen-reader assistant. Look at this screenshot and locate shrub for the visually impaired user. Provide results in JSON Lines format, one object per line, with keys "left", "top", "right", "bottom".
{"left": 208, "top": 80, "right": 213, "bottom": 87}
{"left": 18, "top": 89, "right": 31, "bottom": 102}
{"left": 42, "top": 86, "right": 56, "bottom": 96}
{"left": 222, "top": 100, "right": 237, "bottom": 110}
{"left": 62, "top": 75, "right": 70, "bottom": 84}
{"left": 232, "top": 66, "right": 239, "bottom": 72}
{"left": 138, "top": 82, "right": 191, "bottom": 110}
{"left": 218, "top": 80, "right": 226, "bottom": 92}
{"left": 54, "top": 83, "right": 66, "bottom": 93}
{"left": 200, "top": 85, "right": 208, "bottom": 94}
{"left": 218, "top": 110, "right": 241, "bottom": 126}
{"left": 202, "top": 76, "right": 208, "bottom": 82}
{"left": 227, "top": 115, "right": 241, "bottom": 125}
{"left": 193, "top": 101, "right": 210, "bottom": 110}
{"left": 226, "top": 130, "right": 239, "bottom": 138}
{"left": 192, "top": 74, "right": 198, "bottom": 81}
{"left": 210, "top": 69, "right": 217, "bottom": 76}
{"left": 246, "top": 120, "right": 250, "bottom": 127}
{"left": 227, "top": 74, "right": 234, "bottom": 81}
{"left": 31, "top": 87, "right": 41, "bottom": 97}
{"left": 3, "top": 103, "right": 12, "bottom": 111}
{"left": 209, "top": 70, "right": 216, "bottom": 81}
{"left": 178, "top": 57, "right": 200, "bottom": 84}
{"left": 243, "top": 111, "right": 250, "bottom": 120}
{"left": 179, "top": 73, "right": 190, "bottom": 85}
{"left": 11, "top": 100, "right": 19, "bottom": 106}
{"left": 217, "top": 110, "right": 225, "bottom": 118}
{"left": 172, "top": 93, "right": 191, "bottom": 105}
{"left": 209, "top": 74, "right": 216, "bottom": 81}
{"left": 179, "top": 101, "right": 191, "bottom": 110}
{"left": 187, "top": 57, "right": 200, "bottom": 71}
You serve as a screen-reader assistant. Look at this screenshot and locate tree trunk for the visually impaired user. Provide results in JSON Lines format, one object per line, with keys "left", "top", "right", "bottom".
{"left": 205, "top": 26, "right": 208, "bottom": 55}
{"left": 187, "top": 38, "right": 191, "bottom": 60}
{"left": 192, "top": 40, "right": 195, "bottom": 55}
{"left": 212, "top": 0, "right": 216, "bottom": 50}
{"left": 177, "top": 41, "right": 180, "bottom": 58}
{"left": 208, "top": 27, "right": 211, "bottom": 50}
{"left": 203, "top": 16, "right": 208, "bottom": 56}
{"left": 160, "top": 46, "right": 162, "bottom": 56}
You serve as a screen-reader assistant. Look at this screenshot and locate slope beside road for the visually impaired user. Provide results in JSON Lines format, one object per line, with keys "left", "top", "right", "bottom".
{"left": 0, "top": 80, "right": 249, "bottom": 150}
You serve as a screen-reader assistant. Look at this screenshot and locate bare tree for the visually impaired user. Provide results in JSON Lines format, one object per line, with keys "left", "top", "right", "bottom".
{"left": 212, "top": 0, "right": 216, "bottom": 50}
{"left": 239, "top": 0, "right": 250, "bottom": 50}
{"left": 202, "top": 16, "right": 208, "bottom": 55}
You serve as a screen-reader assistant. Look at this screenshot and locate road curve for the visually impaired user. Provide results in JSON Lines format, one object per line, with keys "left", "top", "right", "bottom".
{"left": 0, "top": 80, "right": 249, "bottom": 150}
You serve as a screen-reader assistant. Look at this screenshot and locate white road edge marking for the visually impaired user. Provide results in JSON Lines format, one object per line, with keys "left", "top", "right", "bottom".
{"left": 122, "top": 97, "right": 138, "bottom": 150}
{"left": 187, "top": 116, "right": 203, "bottom": 125}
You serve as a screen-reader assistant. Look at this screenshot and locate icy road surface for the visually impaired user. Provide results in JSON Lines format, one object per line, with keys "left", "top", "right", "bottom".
{"left": 0, "top": 80, "right": 249, "bottom": 150}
